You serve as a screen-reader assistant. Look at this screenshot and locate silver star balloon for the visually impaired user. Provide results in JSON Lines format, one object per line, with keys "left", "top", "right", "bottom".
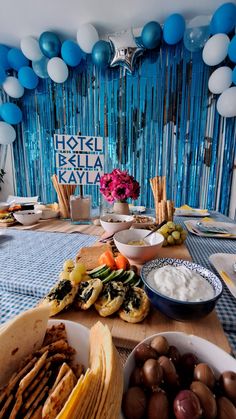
{"left": 109, "top": 30, "right": 144, "bottom": 73}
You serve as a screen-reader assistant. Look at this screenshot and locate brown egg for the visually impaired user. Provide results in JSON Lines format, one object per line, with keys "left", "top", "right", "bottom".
{"left": 174, "top": 390, "right": 202, "bottom": 419}
{"left": 147, "top": 390, "right": 169, "bottom": 419}
{"left": 142, "top": 358, "right": 163, "bottom": 388}
{"left": 157, "top": 355, "right": 179, "bottom": 387}
{"left": 134, "top": 343, "right": 158, "bottom": 364}
{"left": 168, "top": 345, "right": 181, "bottom": 366}
{"left": 220, "top": 371, "right": 236, "bottom": 400}
{"left": 150, "top": 336, "right": 169, "bottom": 355}
{"left": 129, "top": 367, "right": 143, "bottom": 387}
{"left": 193, "top": 363, "right": 216, "bottom": 389}
{"left": 190, "top": 380, "right": 217, "bottom": 419}
{"left": 122, "top": 386, "right": 147, "bottom": 419}
{"left": 217, "top": 396, "right": 236, "bottom": 419}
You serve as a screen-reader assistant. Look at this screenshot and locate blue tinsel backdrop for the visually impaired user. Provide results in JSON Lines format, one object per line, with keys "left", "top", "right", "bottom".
{"left": 8, "top": 43, "right": 236, "bottom": 213}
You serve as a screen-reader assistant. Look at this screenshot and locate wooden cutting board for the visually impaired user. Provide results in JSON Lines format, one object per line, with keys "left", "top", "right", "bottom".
{"left": 57, "top": 243, "right": 231, "bottom": 353}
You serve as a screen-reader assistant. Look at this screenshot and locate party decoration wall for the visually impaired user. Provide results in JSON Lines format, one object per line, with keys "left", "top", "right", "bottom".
{"left": 7, "top": 46, "right": 236, "bottom": 215}
{"left": 0, "top": 2, "right": 235, "bottom": 213}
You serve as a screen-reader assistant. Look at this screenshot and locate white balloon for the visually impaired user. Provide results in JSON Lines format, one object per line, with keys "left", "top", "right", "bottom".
{"left": 217, "top": 87, "right": 236, "bottom": 117}
{"left": 77, "top": 23, "right": 99, "bottom": 53}
{"left": 202, "top": 34, "right": 230, "bottom": 66}
{"left": 0, "top": 121, "right": 16, "bottom": 145}
{"left": 20, "top": 36, "right": 43, "bottom": 61}
{"left": 47, "top": 57, "right": 68, "bottom": 83}
{"left": 208, "top": 66, "right": 232, "bottom": 94}
{"left": 187, "top": 15, "right": 211, "bottom": 28}
{"left": 3, "top": 76, "right": 24, "bottom": 98}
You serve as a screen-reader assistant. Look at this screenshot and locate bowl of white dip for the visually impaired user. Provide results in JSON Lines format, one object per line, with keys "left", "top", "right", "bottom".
{"left": 141, "top": 258, "right": 223, "bottom": 321}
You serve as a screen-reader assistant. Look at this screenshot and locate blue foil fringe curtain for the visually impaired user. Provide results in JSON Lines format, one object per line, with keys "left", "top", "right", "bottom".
{"left": 1, "top": 43, "right": 235, "bottom": 213}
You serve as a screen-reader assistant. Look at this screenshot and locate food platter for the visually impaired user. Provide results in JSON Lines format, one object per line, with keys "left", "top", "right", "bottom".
{"left": 185, "top": 220, "right": 236, "bottom": 239}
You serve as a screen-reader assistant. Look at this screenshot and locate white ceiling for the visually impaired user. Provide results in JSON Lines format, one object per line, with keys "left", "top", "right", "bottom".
{"left": 0, "top": 0, "right": 226, "bottom": 47}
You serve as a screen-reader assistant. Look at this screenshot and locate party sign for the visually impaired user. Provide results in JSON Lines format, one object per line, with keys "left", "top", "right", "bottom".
{"left": 54, "top": 134, "right": 104, "bottom": 185}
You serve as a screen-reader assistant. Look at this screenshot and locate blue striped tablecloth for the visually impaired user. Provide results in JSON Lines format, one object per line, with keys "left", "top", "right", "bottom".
{"left": 175, "top": 213, "right": 236, "bottom": 352}
{"left": 0, "top": 229, "right": 97, "bottom": 300}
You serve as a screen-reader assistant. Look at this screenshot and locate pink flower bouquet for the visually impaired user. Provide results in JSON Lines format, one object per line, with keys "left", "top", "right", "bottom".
{"left": 100, "top": 169, "right": 140, "bottom": 204}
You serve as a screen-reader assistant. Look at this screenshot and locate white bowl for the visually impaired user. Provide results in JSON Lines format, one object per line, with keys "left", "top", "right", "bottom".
{"left": 0, "top": 202, "right": 9, "bottom": 211}
{"left": 14, "top": 210, "right": 42, "bottom": 226}
{"left": 113, "top": 229, "right": 164, "bottom": 263}
{"left": 123, "top": 331, "right": 236, "bottom": 394}
{"left": 49, "top": 319, "right": 89, "bottom": 368}
{"left": 100, "top": 214, "right": 134, "bottom": 235}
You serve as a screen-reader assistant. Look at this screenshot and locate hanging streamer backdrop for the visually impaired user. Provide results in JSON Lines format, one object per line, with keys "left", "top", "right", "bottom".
{"left": 2, "top": 43, "right": 236, "bottom": 214}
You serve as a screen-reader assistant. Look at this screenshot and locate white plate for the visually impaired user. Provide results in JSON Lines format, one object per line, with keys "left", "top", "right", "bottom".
{"left": 123, "top": 331, "right": 236, "bottom": 392}
{"left": 48, "top": 319, "right": 89, "bottom": 368}
{"left": 175, "top": 208, "right": 210, "bottom": 217}
{"left": 132, "top": 215, "right": 156, "bottom": 229}
{"left": 209, "top": 253, "right": 236, "bottom": 299}
{"left": 129, "top": 205, "right": 146, "bottom": 213}
{"left": 185, "top": 220, "right": 236, "bottom": 239}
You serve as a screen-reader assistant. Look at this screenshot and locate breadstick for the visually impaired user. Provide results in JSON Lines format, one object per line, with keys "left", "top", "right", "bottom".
{"left": 162, "top": 177, "right": 167, "bottom": 201}
{"left": 161, "top": 200, "right": 168, "bottom": 222}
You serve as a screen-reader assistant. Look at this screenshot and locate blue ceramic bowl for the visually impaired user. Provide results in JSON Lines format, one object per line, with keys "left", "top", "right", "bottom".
{"left": 141, "top": 258, "right": 223, "bottom": 322}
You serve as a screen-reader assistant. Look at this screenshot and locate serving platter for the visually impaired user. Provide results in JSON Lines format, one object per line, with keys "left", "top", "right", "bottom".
{"left": 175, "top": 208, "right": 210, "bottom": 217}
{"left": 56, "top": 243, "right": 231, "bottom": 353}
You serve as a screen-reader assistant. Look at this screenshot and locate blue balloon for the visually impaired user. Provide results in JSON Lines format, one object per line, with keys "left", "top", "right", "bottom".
{"left": 61, "top": 40, "right": 82, "bottom": 67}
{"left": 0, "top": 65, "right": 6, "bottom": 84}
{"left": 210, "top": 2, "right": 236, "bottom": 35}
{"left": 232, "top": 66, "right": 236, "bottom": 85}
{"left": 32, "top": 56, "right": 49, "bottom": 78}
{"left": 141, "top": 21, "right": 162, "bottom": 49}
{"left": 7, "top": 48, "right": 29, "bottom": 71}
{"left": 0, "top": 103, "right": 22, "bottom": 124}
{"left": 0, "top": 44, "right": 10, "bottom": 70}
{"left": 184, "top": 25, "right": 210, "bottom": 52}
{"left": 228, "top": 35, "right": 236, "bottom": 63}
{"left": 39, "top": 32, "right": 61, "bottom": 58}
{"left": 92, "top": 41, "right": 111, "bottom": 68}
{"left": 163, "top": 14, "right": 186, "bottom": 45}
{"left": 18, "top": 66, "right": 39, "bottom": 89}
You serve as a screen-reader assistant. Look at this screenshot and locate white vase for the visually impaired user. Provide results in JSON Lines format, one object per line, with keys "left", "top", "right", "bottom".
{"left": 113, "top": 201, "right": 130, "bottom": 215}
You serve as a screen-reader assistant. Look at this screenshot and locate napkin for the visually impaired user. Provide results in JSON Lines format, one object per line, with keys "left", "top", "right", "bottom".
{"left": 177, "top": 205, "right": 208, "bottom": 213}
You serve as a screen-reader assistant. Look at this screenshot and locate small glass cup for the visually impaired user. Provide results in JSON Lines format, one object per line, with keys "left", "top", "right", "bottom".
{"left": 70, "top": 195, "right": 91, "bottom": 224}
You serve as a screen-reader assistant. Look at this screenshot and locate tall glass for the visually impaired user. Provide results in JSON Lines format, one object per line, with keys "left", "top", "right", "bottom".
{"left": 70, "top": 195, "right": 91, "bottom": 224}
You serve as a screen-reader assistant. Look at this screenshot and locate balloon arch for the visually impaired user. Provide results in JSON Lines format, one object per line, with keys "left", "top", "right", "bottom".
{"left": 0, "top": 2, "right": 235, "bottom": 146}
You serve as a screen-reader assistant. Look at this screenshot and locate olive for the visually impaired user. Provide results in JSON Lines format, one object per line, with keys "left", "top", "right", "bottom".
{"left": 134, "top": 343, "right": 158, "bottom": 364}
{"left": 122, "top": 386, "right": 147, "bottom": 419}
{"left": 220, "top": 371, "right": 236, "bottom": 400}
{"left": 147, "top": 390, "right": 169, "bottom": 419}
{"left": 150, "top": 336, "right": 169, "bottom": 355}
{"left": 157, "top": 356, "right": 179, "bottom": 387}
{"left": 142, "top": 358, "right": 163, "bottom": 388}
{"left": 180, "top": 353, "right": 199, "bottom": 375}
{"left": 193, "top": 363, "right": 216, "bottom": 389}
{"left": 168, "top": 345, "right": 181, "bottom": 367}
{"left": 190, "top": 380, "right": 217, "bottom": 419}
{"left": 129, "top": 367, "right": 143, "bottom": 387}
{"left": 173, "top": 389, "right": 202, "bottom": 419}
{"left": 217, "top": 396, "right": 236, "bottom": 419}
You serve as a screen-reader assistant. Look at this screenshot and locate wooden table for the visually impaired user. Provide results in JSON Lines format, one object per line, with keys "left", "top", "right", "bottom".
{"left": 4, "top": 218, "right": 231, "bottom": 353}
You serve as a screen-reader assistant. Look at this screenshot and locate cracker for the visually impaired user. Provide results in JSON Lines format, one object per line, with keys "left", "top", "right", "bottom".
{"left": 23, "top": 371, "right": 51, "bottom": 411}
{"left": 24, "top": 362, "right": 51, "bottom": 398}
{"left": 42, "top": 369, "right": 77, "bottom": 419}
{"left": 36, "top": 339, "right": 72, "bottom": 356}
{"left": 50, "top": 363, "right": 71, "bottom": 392}
{"left": 24, "top": 386, "right": 49, "bottom": 419}
{"left": 16, "top": 351, "right": 48, "bottom": 397}
{"left": 9, "top": 394, "right": 22, "bottom": 419}
{"left": 0, "top": 394, "right": 14, "bottom": 419}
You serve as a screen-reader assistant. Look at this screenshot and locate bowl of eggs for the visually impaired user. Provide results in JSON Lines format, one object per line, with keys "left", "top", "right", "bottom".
{"left": 100, "top": 214, "right": 134, "bottom": 235}
{"left": 113, "top": 229, "right": 164, "bottom": 264}
{"left": 141, "top": 258, "right": 223, "bottom": 321}
{"left": 122, "top": 332, "right": 236, "bottom": 419}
